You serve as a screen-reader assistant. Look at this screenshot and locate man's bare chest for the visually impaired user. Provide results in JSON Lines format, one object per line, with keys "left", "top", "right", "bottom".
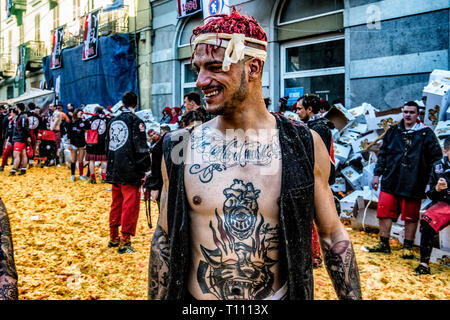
{"left": 184, "top": 126, "right": 282, "bottom": 215}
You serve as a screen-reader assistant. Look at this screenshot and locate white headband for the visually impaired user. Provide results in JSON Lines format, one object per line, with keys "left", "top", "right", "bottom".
{"left": 193, "top": 33, "right": 268, "bottom": 71}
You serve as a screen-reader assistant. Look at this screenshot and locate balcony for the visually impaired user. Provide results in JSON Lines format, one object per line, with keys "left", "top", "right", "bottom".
{"left": 25, "top": 41, "right": 47, "bottom": 71}
{"left": 8, "top": 0, "right": 27, "bottom": 25}
{"left": 98, "top": 5, "right": 129, "bottom": 36}
{"left": 62, "top": 17, "right": 83, "bottom": 49}
{"left": 0, "top": 54, "right": 17, "bottom": 78}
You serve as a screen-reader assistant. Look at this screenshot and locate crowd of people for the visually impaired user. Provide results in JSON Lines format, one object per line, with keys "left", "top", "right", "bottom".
{"left": 0, "top": 101, "right": 109, "bottom": 183}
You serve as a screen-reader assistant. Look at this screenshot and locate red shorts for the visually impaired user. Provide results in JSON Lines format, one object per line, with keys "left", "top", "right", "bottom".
{"left": 377, "top": 191, "right": 421, "bottom": 222}
{"left": 422, "top": 202, "right": 450, "bottom": 233}
{"left": 13, "top": 142, "right": 26, "bottom": 152}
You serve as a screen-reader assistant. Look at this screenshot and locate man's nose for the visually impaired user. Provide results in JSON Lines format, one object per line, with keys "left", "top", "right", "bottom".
{"left": 196, "top": 68, "right": 212, "bottom": 89}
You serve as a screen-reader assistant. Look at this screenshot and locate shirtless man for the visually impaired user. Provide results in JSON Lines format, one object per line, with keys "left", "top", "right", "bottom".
{"left": 49, "top": 103, "right": 63, "bottom": 165}
{"left": 148, "top": 8, "right": 361, "bottom": 300}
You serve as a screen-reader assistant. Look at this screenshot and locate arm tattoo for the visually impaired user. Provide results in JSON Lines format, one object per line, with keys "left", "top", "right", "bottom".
{"left": 189, "top": 127, "right": 281, "bottom": 183}
{"left": 323, "top": 240, "right": 362, "bottom": 300}
{"left": 197, "top": 179, "right": 280, "bottom": 300}
{"left": 148, "top": 225, "right": 170, "bottom": 300}
{"left": 0, "top": 198, "right": 18, "bottom": 300}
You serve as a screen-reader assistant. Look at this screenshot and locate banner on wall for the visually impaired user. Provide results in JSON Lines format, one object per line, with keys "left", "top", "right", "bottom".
{"left": 177, "top": 0, "right": 202, "bottom": 18}
{"left": 202, "top": 0, "right": 230, "bottom": 20}
{"left": 50, "top": 26, "right": 64, "bottom": 69}
{"left": 17, "top": 44, "right": 28, "bottom": 95}
{"left": 82, "top": 9, "right": 100, "bottom": 61}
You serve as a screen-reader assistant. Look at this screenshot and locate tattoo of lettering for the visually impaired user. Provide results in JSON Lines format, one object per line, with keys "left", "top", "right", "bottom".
{"left": 189, "top": 127, "right": 281, "bottom": 183}
{"left": 148, "top": 225, "right": 170, "bottom": 300}
{"left": 323, "top": 240, "right": 362, "bottom": 300}
{"left": 0, "top": 198, "right": 18, "bottom": 300}
{"left": 197, "top": 179, "right": 280, "bottom": 300}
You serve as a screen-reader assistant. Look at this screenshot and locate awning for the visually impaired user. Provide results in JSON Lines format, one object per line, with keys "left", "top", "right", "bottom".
{"left": 7, "top": 88, "right": 55, "bottom": 109}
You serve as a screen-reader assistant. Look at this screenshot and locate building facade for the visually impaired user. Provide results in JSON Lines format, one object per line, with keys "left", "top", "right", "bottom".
{"left": 150, "top": 0, "right": 449, "bottom": 120}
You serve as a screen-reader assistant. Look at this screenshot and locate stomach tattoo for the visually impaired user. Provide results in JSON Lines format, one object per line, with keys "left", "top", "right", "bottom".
{"left": 196, "top": 179, "right": 280, "bottom": 300}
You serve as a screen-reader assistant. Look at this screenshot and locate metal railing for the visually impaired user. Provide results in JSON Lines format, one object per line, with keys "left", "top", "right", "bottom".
{"left": 98, "top": 5, "right": 129, "bottom": 36}
{"left": 26, "top": 40, "right": 47, "bottom": 62}
{"left": 61, "top": 6, "right": 129, "bottom": 49}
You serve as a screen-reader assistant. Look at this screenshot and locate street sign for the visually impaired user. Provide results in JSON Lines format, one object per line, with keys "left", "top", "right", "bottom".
{"left": 202, "top": 0, "right": 230, "bottom": 20}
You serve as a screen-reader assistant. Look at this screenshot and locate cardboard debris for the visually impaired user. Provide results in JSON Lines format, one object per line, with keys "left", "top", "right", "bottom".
{"left": 430, "top": 248, "right": 450, "bottom": 267}
{"left": 350, "top": 196, "right": 379, "bottom": 230}
{"left": 365, "top": 107, "right": 403, "bottom": 131}
{"left": 333, "top": 142, "right": 351, "bottom": 163}
{"left": 422, "top": 69, "right": 450, "bottom": 126}
{"left": 350, "top": 131, "right": 380, "bottom": 153}
{"left": 330, "top": 176, "right": 346, "bottom": 193}
{"left": 434, "top": 120, "right": 450, "bottom": 139}
{"left": 325, "top": 103, "right": 355, "bottom": 131}
{"left": 347, "top": 121, "right": 368, "bottom": 134}
{"left": 338, "top": 130, "right": 361, "bottom": 145}
{"left": 440, "top": 226, "right": 450, "bottom": 251}
{"left": 341, "top": 166, "right": 362, "bottom": 190}
{"left": 339, "top": 190, "right": 364, "bottom": 220}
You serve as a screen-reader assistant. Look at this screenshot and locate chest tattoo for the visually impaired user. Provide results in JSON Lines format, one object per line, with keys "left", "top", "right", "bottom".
{"left": 189, "top": 127, "right": 281, "bottom": 183}
{"left": 197, "top": 179, "right": 280, "bottom": 300}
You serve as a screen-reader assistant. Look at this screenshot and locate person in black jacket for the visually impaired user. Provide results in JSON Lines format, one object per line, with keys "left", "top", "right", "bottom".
{"left": 67, "top": 109, "right": 87, "bottom": 181}
{"left": 105, "top": 92, "right": 151, "bottom": 254}
{"left": 0, "top": 105, "right": 7, "bottom": 158}
{"left": 10, "top": 103, "right": 30, "bottom": 176}
{"left": 368, "top": 101, "right": 443, "bottom": 259}
{"left": 295, "top": 94, "right": 335, "bottom": 184}
{"left": 414, "top": 137, "right": 450, "bottom": 275}
{"left": 0, "top": 108, "right": 17, "bottom": 171}
{"left": 26, "top": 103, "right": 40, "bottom": 168}
{"left": 85, "top": 106, "right": 108, "bottom": 183}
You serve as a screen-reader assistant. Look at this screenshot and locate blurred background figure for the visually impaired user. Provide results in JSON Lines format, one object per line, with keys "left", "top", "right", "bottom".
{"left": 180, "top": 109, "right": 206, "bottom": 129}
{"left": 67, "top": 108, "right": 87, "bottom": 181}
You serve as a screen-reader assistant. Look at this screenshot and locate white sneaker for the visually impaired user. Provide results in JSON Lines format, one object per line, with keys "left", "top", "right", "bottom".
{"left": 79, "top": 176, "right": 87, "bottom": 180}
{"left": 70, "top": 175, "right": 76, "bottom": 181}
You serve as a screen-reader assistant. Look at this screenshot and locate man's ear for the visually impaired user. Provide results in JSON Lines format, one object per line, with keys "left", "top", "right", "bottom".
{"left": 247, "top": 58, "right": 263, "bottom": 81}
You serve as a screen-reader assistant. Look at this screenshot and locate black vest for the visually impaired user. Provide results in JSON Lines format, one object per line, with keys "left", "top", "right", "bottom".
{"left": 162, "top": 113, "right": 316, "bottom": 300}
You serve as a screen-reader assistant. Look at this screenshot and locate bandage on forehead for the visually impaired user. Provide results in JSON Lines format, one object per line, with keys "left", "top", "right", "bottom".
{"left": 193, "top": 32, "right": 268, "bottom": 72}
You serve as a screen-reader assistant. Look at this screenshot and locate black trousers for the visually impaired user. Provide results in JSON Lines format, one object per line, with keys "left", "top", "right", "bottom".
{"left": 419, "top": 220, "right": 437, "bottom": 264}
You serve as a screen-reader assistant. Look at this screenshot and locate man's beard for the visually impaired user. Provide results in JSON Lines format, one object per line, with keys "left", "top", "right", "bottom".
{"left": 207, "top": 71, "right": 249, "bottom": 116}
